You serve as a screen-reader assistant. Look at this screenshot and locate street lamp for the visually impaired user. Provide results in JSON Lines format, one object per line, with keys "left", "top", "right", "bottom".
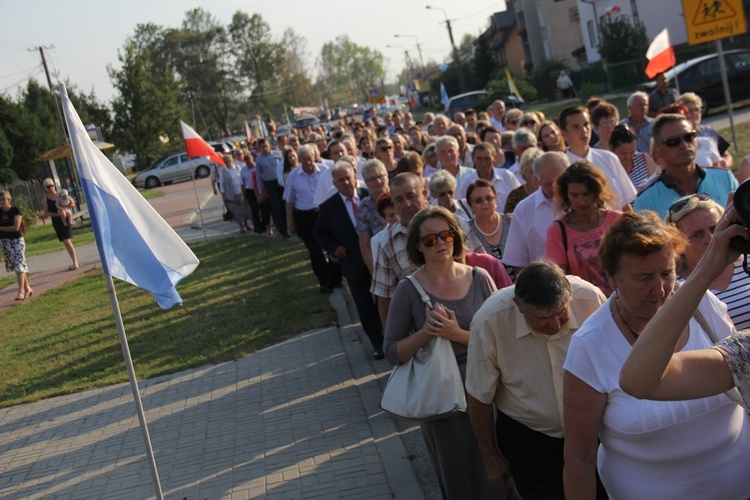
{"left": 387, "top": 44, "right": 415, "bottom": 82}
{"left": 394, "top": 34, "right": 425, "bottom": 70}
{"left": 425, "top": 5, "right": 466, "bottom": 93}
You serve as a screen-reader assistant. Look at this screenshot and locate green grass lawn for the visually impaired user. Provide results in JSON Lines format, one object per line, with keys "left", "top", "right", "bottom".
{"left": 0, "top": 236, "right": 336, "bottom": 407}
{"left": 718, "top": 120, "right": 749, "bottom": 165}
{"left": 24, "top": 223, "right": 96, "bottom": 257}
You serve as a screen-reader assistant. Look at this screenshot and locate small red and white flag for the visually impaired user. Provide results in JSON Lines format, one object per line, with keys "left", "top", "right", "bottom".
{"left": 645, "top": 28, "right": 676, "bottom": 79}
{"left": 180, "top": 121, "right": 225, "bottom": 166}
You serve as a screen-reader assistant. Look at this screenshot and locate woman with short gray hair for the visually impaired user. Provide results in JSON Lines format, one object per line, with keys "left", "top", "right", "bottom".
{"left": 429, "top": 170, "right": 470, "bottom": 221}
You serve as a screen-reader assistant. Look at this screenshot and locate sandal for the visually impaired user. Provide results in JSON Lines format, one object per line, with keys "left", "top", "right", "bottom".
{"left": 15, "top": 292, "right": 25, "bottom": 301}
{"left": 68, "top": 264, "right": 80, "bottom": 271}
{"left": 25, "top": 289, "right": 33, "bottom": 298}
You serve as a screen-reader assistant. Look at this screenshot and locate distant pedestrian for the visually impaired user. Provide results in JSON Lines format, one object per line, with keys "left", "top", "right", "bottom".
{"left": 41, "top": 178, "right": 79, "bottom": 270}
{"left": 0, "top": 191, "right": 32, "bottom": 300}
{"left": 556, "top": 71, "right": 575, "bottom": 99}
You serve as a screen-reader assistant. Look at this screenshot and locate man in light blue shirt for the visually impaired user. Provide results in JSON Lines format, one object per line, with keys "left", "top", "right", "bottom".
{"left": 634, "top": 114, "right": 738, "bottom": 219}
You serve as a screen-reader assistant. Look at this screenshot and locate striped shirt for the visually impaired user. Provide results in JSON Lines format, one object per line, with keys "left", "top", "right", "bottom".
{"left": 714, "top": 260, "right": 750, "bottom": 331}
{"left": 629, "top": 152, "right": 651, "bottom": 191}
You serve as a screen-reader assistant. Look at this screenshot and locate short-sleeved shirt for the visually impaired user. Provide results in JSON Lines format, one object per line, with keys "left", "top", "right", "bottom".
{"left": 456, "top": 168, "right": 521, "bottom": 214}
{"left": 566, "top": 148, "right": 637, "bottom": 208}
{"left": 255, "top": 152, "right": 281, "bottom": 182}
{"left": 620, "top": 116, "right": 654, "bottom": 154}
{"left": 370, "top": 221, "right": 413, "bottom": 299}
{"left": 356, "top": 195, "right": 386, "bottom": 236}
{"left": 502, "top": 189, "right": 557, "bottom": 267}
{"left": 713, "top": 331, "right": 750, "bottom": 412}
{"left": 648, "top": 88, "right": 678, "bottom": 115}
{"left": 634, "top": 166, "right": 739, "bottom": 219}
{"left": 545, "top": 210, "right": 622, "bottom": 296}
{"left": 283, "top": 164, "right": 328, "bottom": 210}
{"left": 0, "top": 206, "right": 22, "bottom": 239}
{"left": 466, "top": 276, "right": 606, "bottom": 437}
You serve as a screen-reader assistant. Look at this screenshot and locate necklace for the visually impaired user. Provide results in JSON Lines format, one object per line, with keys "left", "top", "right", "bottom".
{"left": 475, "top": 215, "right": 501, "bottom": 237}
{"left": 614, "top": 293, "right": 640, "bottom": 342}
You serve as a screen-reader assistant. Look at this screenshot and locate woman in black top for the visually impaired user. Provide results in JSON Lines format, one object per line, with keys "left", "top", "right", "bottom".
{"left": 41, "top": 178, "right": 79, "bottom": 270}
{"left": 0, "top": 191, "right": 32, "bottom": 300}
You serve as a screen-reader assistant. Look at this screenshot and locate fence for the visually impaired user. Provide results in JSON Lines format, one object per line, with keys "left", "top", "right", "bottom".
{"left": 1, "top": 179, "right": 47, "bottom": 216}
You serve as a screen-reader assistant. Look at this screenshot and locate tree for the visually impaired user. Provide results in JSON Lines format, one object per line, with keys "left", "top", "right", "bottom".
{"left": 316, "top": 36, "right": 386, "bottom": 103}
{"left": 167, "top": 8, "right": 237, "bottom": 137}
{"left": 598, "top": 18, "right": 648, "bottom": 63}
{"left": 473, "top": 35, "right": 495, "bottom": 89}
{"left": 109, "top": 39, "right": 183, "bottom": 170}
{"left": 276, "top": 28, "right": 317, "bottom": 110}
{"left": 228, "top": 11, "right": 283, "bottom": 110}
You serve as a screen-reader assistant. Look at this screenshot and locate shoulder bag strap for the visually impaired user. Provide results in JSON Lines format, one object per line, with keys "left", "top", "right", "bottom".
{"left": 555, "top": 219, "right": 567, "bottom": 253}
{"left": 406, "top": 275, "right": 434, "bottom": 310}
{"left": 693, "top": 306, "right": 718, "bottom": 344}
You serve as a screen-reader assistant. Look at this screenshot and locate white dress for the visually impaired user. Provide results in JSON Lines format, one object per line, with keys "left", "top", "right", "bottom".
{"left": 564, "top": 293, "right": 750, "bottom": 500}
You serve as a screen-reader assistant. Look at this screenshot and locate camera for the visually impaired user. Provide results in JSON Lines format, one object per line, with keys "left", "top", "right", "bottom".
{"left": 730, "top": 181, "right": 750, "bottom": 257}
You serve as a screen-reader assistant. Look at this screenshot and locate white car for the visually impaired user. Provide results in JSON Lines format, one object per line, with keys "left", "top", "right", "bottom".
{"left": 132, "top": 152, "right": 214, "bottom": 189}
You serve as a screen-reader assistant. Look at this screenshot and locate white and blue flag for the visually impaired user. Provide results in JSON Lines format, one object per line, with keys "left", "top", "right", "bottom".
{"left": 59, "top": 83, "right": 199, "bottom": 309}
{"left": 440, "top": 82, "right": 450, "bottom": 109}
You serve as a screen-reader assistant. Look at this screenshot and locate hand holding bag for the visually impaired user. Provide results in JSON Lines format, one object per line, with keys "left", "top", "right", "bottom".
{"left": 380, "top": 275, "right": 467, "bottom": 420}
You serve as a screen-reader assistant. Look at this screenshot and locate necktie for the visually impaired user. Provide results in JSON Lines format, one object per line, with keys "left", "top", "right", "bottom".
{"left": 347, "top": 196, "right": 358, "bottom": 221}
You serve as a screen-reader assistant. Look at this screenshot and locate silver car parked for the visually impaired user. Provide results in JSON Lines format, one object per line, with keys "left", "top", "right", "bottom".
{"left": 132, "top": 152, "right": 214, "bottom": 189}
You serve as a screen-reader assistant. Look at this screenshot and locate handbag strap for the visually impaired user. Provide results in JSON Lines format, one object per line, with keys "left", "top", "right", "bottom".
{"left": 406, "top": 275, "right": 433, "bottom": 310}
{"left": 693, "top": 306, "right": 719, "bottom": 344}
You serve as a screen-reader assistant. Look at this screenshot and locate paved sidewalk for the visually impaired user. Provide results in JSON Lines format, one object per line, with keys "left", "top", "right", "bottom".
{"left": 0, "top": 181, "right": 441, "bottom": 498}
{"left": 0, "top": 293, "right": 428, "bottom": 498}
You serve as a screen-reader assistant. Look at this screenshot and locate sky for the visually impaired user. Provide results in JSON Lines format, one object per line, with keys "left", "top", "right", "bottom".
{"left": 0, "top": 0, "right": 507, "bottom": 105}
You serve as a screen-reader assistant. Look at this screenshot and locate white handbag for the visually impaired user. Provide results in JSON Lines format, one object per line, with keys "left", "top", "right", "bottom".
{"left": 380, "top": 275, "right": 467, "bottom": 420}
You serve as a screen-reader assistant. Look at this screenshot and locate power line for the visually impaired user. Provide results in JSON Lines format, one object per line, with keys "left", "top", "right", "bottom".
{"left": 0, "top": 68, "right": 44, "bottom": 93}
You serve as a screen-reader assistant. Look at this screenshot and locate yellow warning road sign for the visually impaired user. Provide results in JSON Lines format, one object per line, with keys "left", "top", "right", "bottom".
{"left": 683, "top": 0, "right": 747, "bottom": 44}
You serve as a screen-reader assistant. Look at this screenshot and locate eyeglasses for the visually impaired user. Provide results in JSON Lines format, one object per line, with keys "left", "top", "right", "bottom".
{"left": 44, "top": 185, "right": 54, "bottom": 189}
{"left": 520, "top": 121, "right": 538, "bottom": 127}
{"left": 420, "top": 229, "right": 456, "bottom": 248}
{"left": 379, "top": 145, "right": 394, "bottom": 152}
{"left": 365, "top": 174, "right": 386, "bottom": 183}
{"left": 508, "top": 120, "right": 519, "bottom": 125}
{"left": 668, "top": 193, "right": 711, "bottom": 222}
{"left": 471, "top": 195, "right": 495, "bottom": 205}
{"left": 657, "top": 131, "right": 697, "bottom": 147}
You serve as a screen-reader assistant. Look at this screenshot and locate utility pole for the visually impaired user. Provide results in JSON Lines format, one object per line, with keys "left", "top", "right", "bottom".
{"left": 426, "top": 6, "right": 466, "bottom": 93}
{"left": 32, "top": 45, "right": 68, "bottom": 143}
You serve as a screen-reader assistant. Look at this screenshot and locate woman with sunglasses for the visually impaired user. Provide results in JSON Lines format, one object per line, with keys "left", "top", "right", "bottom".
{"left": 41, "top": 178, "right": 79, "bottom": 270}
{"left": 384, "top": 206, "right": 499, "bottom": 499}
{"left": 0, "top": 191, "right": 32, "bottom": 300}
{"left": 609, "top": 124, "right": 659, "bottom": 190}
{"left": 564, "top": 210, "right": 750, "bottom": 499}
{"left": 545, "top": 161, "right": 621, "bottom": 296}
{"left": 666, "top": 193, "right": 750, "bottom": 329}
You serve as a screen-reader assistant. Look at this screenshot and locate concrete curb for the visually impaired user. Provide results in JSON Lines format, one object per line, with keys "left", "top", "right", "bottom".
{"left": 182, "top": 191, "right": 216, "bottom": 225}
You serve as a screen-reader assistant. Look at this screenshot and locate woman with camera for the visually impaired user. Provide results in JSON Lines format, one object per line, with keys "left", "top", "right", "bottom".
{"left": 620, "top": 200, "right": 750, "bottom": 415}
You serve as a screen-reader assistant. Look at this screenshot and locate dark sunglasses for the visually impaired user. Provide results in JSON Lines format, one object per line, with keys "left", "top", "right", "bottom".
{"left": 508, "top": 120, "right": 519, "bottom": 125}
{"left": 420, "top": 229, "right": 456, "bottom": 248}
{"left": 668, "top": 193, "right": 710, "bottom": 222}
{"left": 44, "top": 185, "right": 54, "bottom": 189}
{"left": 657, "top": 131, "right": 697, "bottom": 147}
{"left": 379, "top": 145, "right": 394, "bottom": 151}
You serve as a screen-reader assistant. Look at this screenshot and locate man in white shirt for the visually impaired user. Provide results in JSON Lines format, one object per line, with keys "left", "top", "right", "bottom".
{"left": 560, "top": 106, "right": 636, "bottom": 211}
{"left": 447, "top": 124, "right": 475, "bottom": 168}
{"left": 456, "top": 143, "right": 520, "bottom": 211}
{"left": 436, "top": 136, "right": 473, "bottom": 185}
{"left": 502, "top": 152, "right": 569, "bottom": 274}
{"left": 489, "top": 100, "right": 506, "bottom": 131}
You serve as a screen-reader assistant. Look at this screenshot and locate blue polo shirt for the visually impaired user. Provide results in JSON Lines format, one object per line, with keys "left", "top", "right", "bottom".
{"left": 634, "top": 166, "right": 738, "bottom": 219}
{"left": 255, "top": 152, "right": 281, "bottom": 182}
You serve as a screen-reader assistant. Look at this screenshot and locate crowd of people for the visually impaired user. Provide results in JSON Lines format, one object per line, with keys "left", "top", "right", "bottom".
{"left": 157, "top": 73, "right": 750, "bottom": 498}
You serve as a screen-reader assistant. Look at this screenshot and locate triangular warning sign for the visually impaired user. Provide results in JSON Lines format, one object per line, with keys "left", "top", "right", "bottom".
{"left": 692, "top": 0, "right": 738, "bottom": 25}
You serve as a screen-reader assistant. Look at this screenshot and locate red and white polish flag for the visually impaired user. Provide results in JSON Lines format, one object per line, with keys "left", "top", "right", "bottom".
{"left": 180, "top": 121, "right": 225, "bottom": 166}
{"left": 645, "top": 28, "right": 676, "bottom": 79}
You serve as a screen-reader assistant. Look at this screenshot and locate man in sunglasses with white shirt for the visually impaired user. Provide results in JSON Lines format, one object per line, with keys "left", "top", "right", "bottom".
{"left": 634, "top": 114, "right": 738, "bottom": 219}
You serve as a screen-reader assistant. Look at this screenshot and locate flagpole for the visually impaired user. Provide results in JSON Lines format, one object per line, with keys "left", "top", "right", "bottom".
{"left": 187, "top": 158, "right": 208, "bottom": 242}
{"left": 104, "top": 273, "right": 164, "bottom": 500}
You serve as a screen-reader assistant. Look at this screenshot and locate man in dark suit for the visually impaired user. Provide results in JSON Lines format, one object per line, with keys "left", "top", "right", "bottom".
{"left": 314, "top": 161, "right": 384, "bottom": 359}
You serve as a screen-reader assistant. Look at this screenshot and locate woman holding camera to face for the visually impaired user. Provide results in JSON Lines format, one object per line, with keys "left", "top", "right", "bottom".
{"left": 621, "top": 198, "right": 750, "bottom": 409}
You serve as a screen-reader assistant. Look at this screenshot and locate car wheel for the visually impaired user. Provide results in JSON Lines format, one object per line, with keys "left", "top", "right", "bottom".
{"left": 145, "top": 176, "right": 161, "bottom": 189}
{"left": 196, "top": 165, "right": 210, "bottom": 178}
